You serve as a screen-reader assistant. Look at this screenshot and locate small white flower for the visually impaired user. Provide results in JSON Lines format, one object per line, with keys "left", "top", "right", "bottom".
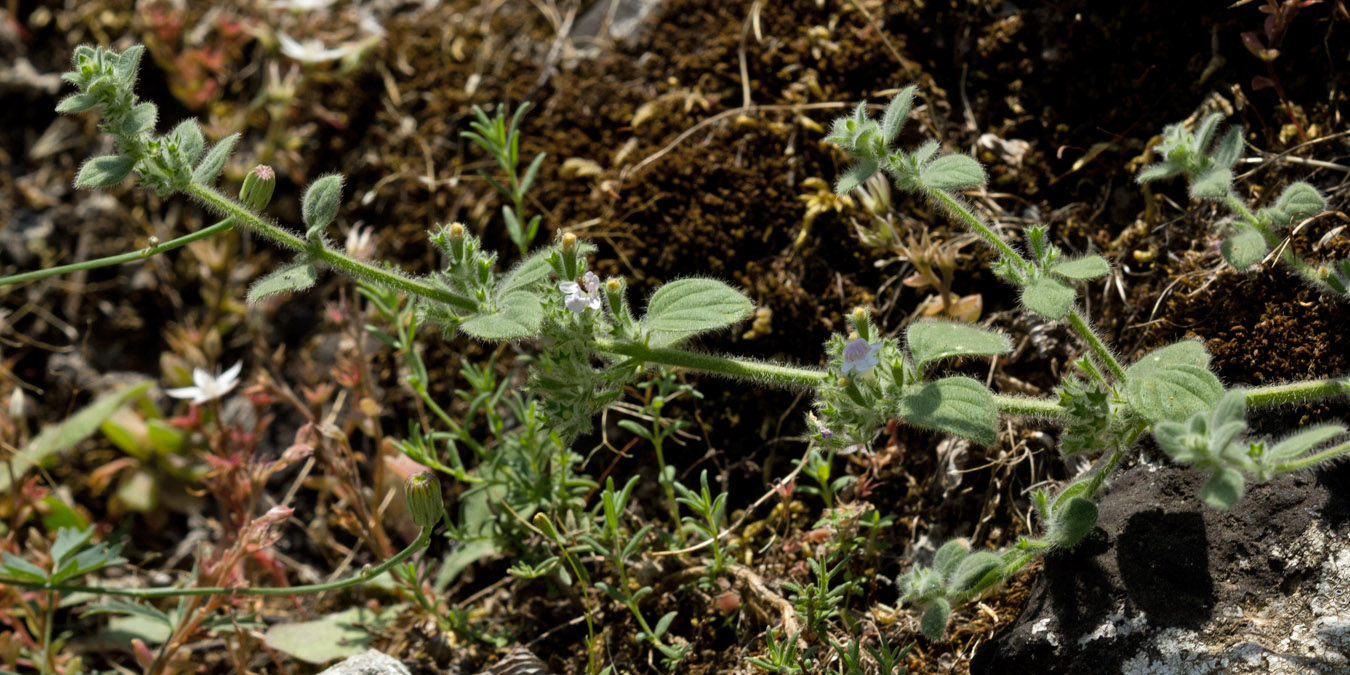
{"left": 167, "top": 362, "right": 243, "bottom": 404}
{"left": 559, "top": 271, "right": 602, "bottom": 314}
{"left": 277, "top": 32, "right": 360, "bottom": 64}
{"left": 840, "top": 337, "right": 883, "bottom": 374}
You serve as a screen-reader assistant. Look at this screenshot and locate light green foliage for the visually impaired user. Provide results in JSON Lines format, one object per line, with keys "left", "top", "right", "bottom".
{"left": 301, "top": 173, "right": 343, "bottom": 240}
{"left": 899, "top": 377, "right": 999, "bottom": 445}
{"left": 642, "top": 278, "right": 754, "bottom": 347}
{"left": 462, "top": 102, "right": 546, "bottom": 255}
{"left": 1124, "top": 341, "right": 1224, "bottom": 424}
{"left": 905, "top": 320, "right": 1011, "bottom": 372}
{"left": 897, "top": 539, "right": 1009, "bottom": 640}
{"left": 247, "top": 258, "right": 318, "bottom": 302}
{"left": 1220, "top": 226, "right": 1269, "bottom": 270}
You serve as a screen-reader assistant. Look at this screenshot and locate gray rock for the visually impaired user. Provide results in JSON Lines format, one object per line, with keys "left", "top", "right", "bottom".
{"left": 318, "top": 650, "right": 411, "bottom": 675}
{"left": 972, "top": 458, "right": 1350, "bottom": 674}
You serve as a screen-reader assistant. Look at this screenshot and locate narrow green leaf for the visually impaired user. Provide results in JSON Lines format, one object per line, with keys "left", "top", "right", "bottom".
{"left": 1189, "top": 167, "right": 1232, "bottom": 200}
{"left": 1200, "top": 468, "right": 1244, "bottom": 509}
{"left": 0, "top": 553, "right": 48, "bottom": 582}
{"left": 460, "top": 291, "right": 543, "bottom": 340}
{"left": 520, "top": 153, "right": 546, "bottom": 195}
{"left": 1267, "top": 424, "right": 1347, "bottom": 461}
{"left": 247, "top": 259, "right": 318, "bottom": 302}
{"left": 302, "top": 174, "right": 343, "bottom": 234}
{"left": 1266, "top": 181, "right": 1326, "bottom": 228}
{"left": 50, "top": 527, "right": 95, "bottom": 569}
{"left": 881, "top": 85, "right": 917, "bottom": 143}
{"left": 1124, "top": 363, "right": 1224, "bottom": 424}
{"left": 0, "top": 382, "right": 153, "bottom": 493}
{"left": 1193, "top": 113, "right": 1224, "bottom": 151}
{"left": 1050, "top": 255, "right": 1110, "bottom": 280}
{"left": 75, "top": 155, "right": 136, "bottom": 188}
{"left": 900, "top": 376, "right": 998, "bottom": 445}
{"left": 919, "top": 598, "right": 951, "bottom": 641}
{"left": 1021, "top": 276, "right": 1075, "bottom": 319}
{"left": 643, "top": 278, "right": 753, "bottom": 348}
{"left": 192, "top": 133, "right": 239, "bottom": 185}
{"left": 654, "top": 611, "right": 677, "bottom": 638}
{"left": 171, "top": 119, "right": 204, "bottom": 164}
{"left": 1220, "top": 226, "right": 1269, "bottom": 271}
{"left": 906, "top": 320, "right": 1011, "bottom": 371}
{"left": 836, "top": 158, "right": 878, "bottom": 194}
{"left": 919, "top": 153, "right": 986, "bottom": 190}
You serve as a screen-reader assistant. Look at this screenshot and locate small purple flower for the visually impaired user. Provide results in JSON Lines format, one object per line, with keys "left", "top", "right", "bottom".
{"left": 559, "top": 271, "right": 602, "bottom": 313}
{"left": 840, "top": 337, "right": 882, "bottom": 374}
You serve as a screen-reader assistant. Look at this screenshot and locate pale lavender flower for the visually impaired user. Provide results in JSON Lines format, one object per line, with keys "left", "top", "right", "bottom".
{"left": 840, "top": 337, "right": 882, "bottom": 374}
{"left": 560, "top": 271, "right": 602, "bottom": 313}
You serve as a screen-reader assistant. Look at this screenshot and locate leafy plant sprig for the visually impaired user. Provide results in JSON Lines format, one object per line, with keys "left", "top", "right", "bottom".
{"left": 15, "top": 45, "right": 1350, "bottom": 656}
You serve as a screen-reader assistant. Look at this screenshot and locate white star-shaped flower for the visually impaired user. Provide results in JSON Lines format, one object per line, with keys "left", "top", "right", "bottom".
{"left": 167, "top": 362, "right": 243, "bottom": 404}
{"left": 559, "top": 271, "right": 602, "bottom": 313}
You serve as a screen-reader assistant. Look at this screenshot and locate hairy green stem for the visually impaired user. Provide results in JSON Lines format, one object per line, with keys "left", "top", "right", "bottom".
{"left": 593, "top": 339, "right": 828, "bottom": 388}
{"left": 1246, "top": 377, "right": 1350, "bottom": 408}
{"left": 925, "top": 188, "right": 1030, "bottom": 272}
{"left": 184, "top": 183, "right": 478, "bottom": 312}
{"left": 1, "top": 528, "right": 430, "bottom": 599}
{"left": 0, "top": 218, "right": 237, "bottom": 287}
{"left": 1067, "top": 309, "right": 1129, "bottom": 382}
{"left": 1275, "top": 439, "right": 1350, "bottom": 473}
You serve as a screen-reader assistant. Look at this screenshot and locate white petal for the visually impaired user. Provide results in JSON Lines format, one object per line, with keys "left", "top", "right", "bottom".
{"left": 192, "top": 368, "right": 214, "bottom": 390}
{"left": 218, "top": 361, "right": 243, "bottom": 388}
{"left": 166, "top": 386, "right": 204, "bottom": 401}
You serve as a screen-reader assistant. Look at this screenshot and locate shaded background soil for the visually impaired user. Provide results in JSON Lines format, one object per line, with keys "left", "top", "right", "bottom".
{"left": 2, "top": 0, "right": 1349, "bottom": 673}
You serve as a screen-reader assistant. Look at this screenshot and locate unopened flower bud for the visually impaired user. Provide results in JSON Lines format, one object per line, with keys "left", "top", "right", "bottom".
{"left": 533, "top": 512, "right": 559, "bottom": 540}
{"left": 240, "top": 165, "right": 276, "bottom": 211}
{"left": 259, "top": 504, "right": 293, "bottom": 525}
{"left": 448, "top": 222, "right": 465, "bottom": 240}
{"left": 851, "top": 307, "right": 868, "bottom": 323}
{"left": 561, "top": 232, "right": 577, "bottom": 251}
{"left": 837, "top": 376, "right": 850, "bottom": 388}
{"left": 405, "top": 471, "right": 443, "bottom": 529}
{"left": 605, "top": 277, "right": 622, "bottom": 294}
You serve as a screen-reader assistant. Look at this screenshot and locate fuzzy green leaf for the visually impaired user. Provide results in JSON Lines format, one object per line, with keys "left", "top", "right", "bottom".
{"left": 247, "top": 259, "right": 318, "bottom": 302}
{"left": 1220, "top": 226, "right": 1269, "bottom": 270}
{"left": 920, "top": 153, "right": 986, "bottom": 190}
{"left": 500, "top": 247, "right": 557, "bottom": 295}
{"left": 1267, "top": 424, "right": 1347, "bottom": 462}
{"left": 1137, "top": 162, "right": 1183, "bottom": 184}
{"left": 75, "top": 155, "right": 136, "bottom": 188}
{"left": 1021, "top": 276, "right": 1075, "bottom": 319}
{"left": 265, "top": 604, "right": 404, "bottom": 664}
{"left": 1128, "top": 340, "right": 1211, "bottom": 377}
{"left": 881, "top": 85, "right": 917, "bottom": 143}
{"left": 0, "top": 382, "right": 152, "bottom": 493}
{"left": 1200, "top": 468, "right": 1244, "bottom": 509}
{"left": 302, "top": 174, "right": 344, "bottom": 235}
{"left": 192, "top": 133, "right": 239, "bottom": 185}
{"left": 1189, "top": 167, "right": 1232, "bottom": 200}
{"left": 919, "top": 598, "right": 951, "bottom": 641}
{"left": 114, "top": 45, "right": 144, "bottom": 86}
{"left": 1210, "top": 127, "right": 1243, "bottom": 169}
{"left": 1193, "top": 113, "right": 1224, "bottom": 151}
{"left": 643, "top": 278, "right": 753, "bottom": 347}
{"left": 1125, "top": 363, "right": 1224, "bottom": 424}
{"left": 55, "top": 91, "right": 99, "bottom": 114}
{"left": 900, "top": 376, "right": 998, "bottom": 445}
{"left": 1049, "top": 496, "right": 1098, "bottom": 549}
{"left": 171, "top": 119, "right": 204, "bottom": 165}
{"left": 906, "top": 320, "right": 1011, "bottom": 371}
{"left": 836, "top": 158, "right": 879, "bottom": 194}
{"left": 1266, "top": 182, "right": 1326, "bottom": 228}
{"left": 1051, "top": 255, "right": 1110, "bottom": 280}
{"left": 951, "top": 551, "right": 1002, "bottom": 594}
{"left": 460, "top": 291, "right": 543, "bottom": 340}
{"left": 933, "top": 540, "right": 968, "bottom": 580}
{"left": 121, "top": 102, "right": 157, "bottom": 136}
